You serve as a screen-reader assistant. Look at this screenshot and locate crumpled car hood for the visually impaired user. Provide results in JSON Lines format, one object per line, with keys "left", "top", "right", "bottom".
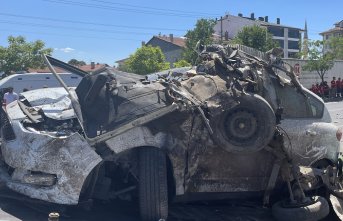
{"left": 20, "top": 87, "right": 76, "bottom": 120}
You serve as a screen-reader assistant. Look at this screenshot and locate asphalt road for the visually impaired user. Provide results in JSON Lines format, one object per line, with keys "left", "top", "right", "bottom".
{"left": 0, "top": 101, "right": 341, "bottom": 221}
{"left": 326, "top": 101, "right": 343, "bottom": 128}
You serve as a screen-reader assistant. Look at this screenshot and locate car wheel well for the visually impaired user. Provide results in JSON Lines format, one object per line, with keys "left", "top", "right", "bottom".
{"left": 311, "top": 158, "right": 335, "bottom": 169}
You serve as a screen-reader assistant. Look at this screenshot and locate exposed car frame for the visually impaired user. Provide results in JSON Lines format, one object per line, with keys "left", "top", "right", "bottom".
{"left": 1, "top": 45, "right": 343, "bottom": 221}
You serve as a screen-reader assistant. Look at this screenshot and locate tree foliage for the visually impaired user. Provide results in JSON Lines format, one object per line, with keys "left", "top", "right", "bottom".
{"left": 232, "top": 25, "right": 279, "bottom": 52}
{"left": 117, "top": 61, "right": 131, "bottom": 73}
{"left": 173, "top": 59, "right": 191, "bottom": 68}
{"left": 302, "top": 40, "right": 334, "bottom": 83}
{"left": 183, "top": 18, "right": 216, "bottom": 64}
{"left": 0, "top": 36, "right": 52, "bottom": 76}
{"left": 68, "top": 59, "right": 86, "bottom": 67}
{"left": 123, "top": 45, "right": 170, "bottom": 75}
{"left": 328, "top": 37, "right": 343, "bottom": 60}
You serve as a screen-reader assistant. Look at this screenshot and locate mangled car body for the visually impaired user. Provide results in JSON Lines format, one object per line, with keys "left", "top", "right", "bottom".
{"left": 0, "top": 45, "right": 342, "bottom": 221}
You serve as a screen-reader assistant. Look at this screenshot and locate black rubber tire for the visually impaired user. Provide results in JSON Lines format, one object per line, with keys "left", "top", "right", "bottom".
{"left": 210, "top": 93, "right": 276, "bottom": 153}
{"left": 272, "top": 196, "right": 329, "bottom": 221}
{"left": 139, "top": 147, "right": 168, "bottom": 221}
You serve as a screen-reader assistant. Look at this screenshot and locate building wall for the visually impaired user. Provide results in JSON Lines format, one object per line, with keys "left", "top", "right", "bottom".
{"left": 282, "top": 58, "right": 343, "bottom": 88}
{"left": 214, "top": 14, "right": 258, "bottom": 40}
{"left": 321, "top": 21, "right": 343, "bottom": 54}
{"left": 322, "top": 31, "right": 343, "bottom": 54}
{"left": 269, "top": 27, "right": 301, "bottom": 58}
{"left": 147, "top": 38, "right": 184, "bottom": 66}
{"left": 214, "top": 14, "right": 302, "bottom": 58}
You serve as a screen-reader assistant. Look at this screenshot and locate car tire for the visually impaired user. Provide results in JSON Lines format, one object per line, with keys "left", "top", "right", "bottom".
{"left": 139, "top": 147, "right": 168, "bottom": 221}
{"left": 272, "top": 196, "right": 329, "bottom": 221}
{"left": 210, "top": 93, "right": 276, "bottom": 153}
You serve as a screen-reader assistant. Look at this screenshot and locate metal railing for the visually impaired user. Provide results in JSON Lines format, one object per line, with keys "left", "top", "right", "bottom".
{"left": 228, "top": 44, "right": 267, "bottom": 60}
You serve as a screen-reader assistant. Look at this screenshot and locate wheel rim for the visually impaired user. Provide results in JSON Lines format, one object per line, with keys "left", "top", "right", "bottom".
{"left": 224, "top": 110, "right": 258, "bottom": 143}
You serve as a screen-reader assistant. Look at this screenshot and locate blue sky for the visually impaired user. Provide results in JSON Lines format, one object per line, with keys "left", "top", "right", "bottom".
{"left": 1, "top": 0, "right": 342, "bottom": 66}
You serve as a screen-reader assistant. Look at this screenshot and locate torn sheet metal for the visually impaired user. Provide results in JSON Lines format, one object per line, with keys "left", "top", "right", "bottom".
{"left": 0, "top": 43, "right": 341, "bottom": 210}
{"left": 1, "top": 121, "right": 102, "bottom": 204}
{"left": 280, "top": 120, "right": 339, "bottom": 166}
{"left": 5, "top": 101, "right": 27, "bottom": 121}
{"left": 21, "top": 87, "right": 76, "bottom": 120}
{"left": 105, "top": 126, "right": 169, "bottom": 154}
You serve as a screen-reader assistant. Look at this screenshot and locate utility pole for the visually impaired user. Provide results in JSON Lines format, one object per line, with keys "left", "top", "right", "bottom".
{"left": 220, "top": 16, "right": 223, "bottom": 43}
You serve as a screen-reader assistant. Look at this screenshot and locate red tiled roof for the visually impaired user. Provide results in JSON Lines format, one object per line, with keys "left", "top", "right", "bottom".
{"left": 28, "top": 64, "right": 109, "bottom": 73}
{"left": 78, "top": 64, "right": 108, "bottom": 72}
{"left": 115, "top": 58, "right": 128, "bottom": 64}
{"left": 334, "top": 20, "right": 343, "bottom": 26}
{"left": 28, "top": 67, "right": 65, "bottom": 73}
{"left": 152, "top": 36, "right": 186, "bottom": 48}
{"left": 320, "top": 27, "right": 343, "bottom": 35}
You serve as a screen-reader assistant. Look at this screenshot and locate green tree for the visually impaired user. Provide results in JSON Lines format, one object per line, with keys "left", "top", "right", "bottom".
{"left": 0, "top": 36, "right": 52, "bottom": 76}
{"left": 124, "top": 45, "right": 170, "bottom": 75}
{"left": 117, "top": 61, "right": 131, "bottom": 73}
{"left": 183, "top": 18, "right": 216, "bottom": 64}
{"left": 302, "top": 40, "right": 334, "bottom": 83}
{"left": 232, "top": 25, "right": 279, "bottom": 52}
{"left": 327, "top": 37, "right": 343, "bottom": 60}
{"left": 173, "top": 59, "right": 191, "bottom": 68}
{"left": 68, "top": 59, "right": 86, "bottom": 67}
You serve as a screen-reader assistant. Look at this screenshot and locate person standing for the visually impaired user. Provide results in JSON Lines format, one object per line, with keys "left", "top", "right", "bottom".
{"left": 336, "top": 77, "right": 342, "bottom": 97}
{"left": 3, "top": 87, "right": 19, "bottom": 106}
{"left": 331, "top": 77, "right": 337, "bottom": 98}
{"left": 323, "top": 81, "right": 330, "bottom": 98}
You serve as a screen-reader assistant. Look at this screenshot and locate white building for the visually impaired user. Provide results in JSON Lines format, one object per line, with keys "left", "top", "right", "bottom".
{"left": 214, "top": 13, "right": 303, "bottom": 58}
{"left": 283, "top": 59, "right": 343, "bottom": 89}
{"left": 320, "top": 20, "right": 343, "bottom": 54}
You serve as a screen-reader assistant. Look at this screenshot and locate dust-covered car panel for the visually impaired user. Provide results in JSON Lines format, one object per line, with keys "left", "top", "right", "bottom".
{"left": 1, "top": 89, "right": 102, "bottom": 204}
{"left": 0, "top": 45, "right": 342, "bottom": 221}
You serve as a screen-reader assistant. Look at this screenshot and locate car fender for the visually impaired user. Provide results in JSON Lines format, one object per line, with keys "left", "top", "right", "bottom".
{"left": 1, "top": 121, "right": 102, "bottom": 205}
{"left": 105, "top": 126, "right": 169, "bottom": 154}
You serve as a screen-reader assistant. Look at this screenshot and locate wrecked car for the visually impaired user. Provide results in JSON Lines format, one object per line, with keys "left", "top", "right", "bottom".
{"left": 0, "top": 45, "right": 342, "bottom": 221}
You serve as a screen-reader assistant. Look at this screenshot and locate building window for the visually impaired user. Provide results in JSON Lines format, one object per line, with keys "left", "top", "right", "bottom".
{"left": 46, "top": 77, "right": 50, "bottom": 79}
{"left": 288, "top": 40, "right": 299, "bottom": 50}
{"left": 288, "top": 29, "right": 300, "bottom": 39}
{"left": 276, "top": 40, "right": 284, "bottom": 48}
{"left": 268, "top": 26, "right": 284, "bottom": 37}
{"left": 288, "top": 52, "right": 298, "bottom": 58}
{"left": 17, "top": 78, "right": 22, "bottom": 80}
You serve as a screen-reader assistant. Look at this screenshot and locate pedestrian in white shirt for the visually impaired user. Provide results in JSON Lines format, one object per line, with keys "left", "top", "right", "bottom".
{"left": 3, "top": 87, "right": 18, "bottom": 106}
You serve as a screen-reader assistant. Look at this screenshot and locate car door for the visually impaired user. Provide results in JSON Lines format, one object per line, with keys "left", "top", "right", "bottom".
{"left": 274, "top": 81, "right": 338, "bottom": 166}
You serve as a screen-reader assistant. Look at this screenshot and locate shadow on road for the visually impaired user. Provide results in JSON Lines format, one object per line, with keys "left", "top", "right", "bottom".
{"left": 0, "top": 188, "right": 338, "bottom": 221}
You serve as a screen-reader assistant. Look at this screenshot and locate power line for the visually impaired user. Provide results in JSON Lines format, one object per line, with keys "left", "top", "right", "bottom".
{"left": 88, "top": 0, "right": 217, "bottom": 16}
{"left": 0, "top": 20, "right": 161, "bottom": 36}
{"left": 0, "top": 12, "right": 187, "bottom": 32}
{"left": 42, "top": 0, "right": 216, "bottom": 18}
{"left": 0, "top": 29, "right": 142, "bottom": 41}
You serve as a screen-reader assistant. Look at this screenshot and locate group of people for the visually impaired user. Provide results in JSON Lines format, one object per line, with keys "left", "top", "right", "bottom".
{"left": 310, "top": 77, "right": 343, "bottom": 98}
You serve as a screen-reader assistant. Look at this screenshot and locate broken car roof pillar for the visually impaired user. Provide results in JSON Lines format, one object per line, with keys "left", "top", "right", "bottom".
{"left": 42, "top": 54, "right": 86, "bottom": 133}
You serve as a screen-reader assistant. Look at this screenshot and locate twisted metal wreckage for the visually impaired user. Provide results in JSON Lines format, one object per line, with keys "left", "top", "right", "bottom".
{"left": 1, "top": 44, "right": 343, "bottom": 221}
